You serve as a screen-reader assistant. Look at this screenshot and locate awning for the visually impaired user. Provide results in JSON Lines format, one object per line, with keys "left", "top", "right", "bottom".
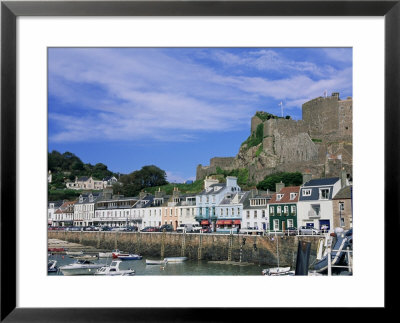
{"left": 224, "top": 220, "right": 233, "bottom": 225}
{"left": 201, "top": 220, "right": 210, "bottom": 225}
{"left": 216, "top": 220, "right": 224, "bottom": 225}
{"left": 233, "top": 220, "right": 241, "bottom": 224}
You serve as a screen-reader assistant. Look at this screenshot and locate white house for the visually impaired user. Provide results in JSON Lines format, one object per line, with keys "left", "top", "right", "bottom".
{"left": 195, "top": 176, "right": 242, "bottom": 232}
{"left": 297, "top": 177, "right": 342, "bottom": 232}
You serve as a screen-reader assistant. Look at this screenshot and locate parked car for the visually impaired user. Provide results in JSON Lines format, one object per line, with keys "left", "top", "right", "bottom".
{"left": 159, "top": 224, "right": 173, "bottom": 232}
{"left": 200, "top": 226, "right": 212, "bottom": 233}
{"left": 101, "top": 226, "right": 112, "bottom": 231}
{"left": 286, "top": 227, "right": 298, "bottom": 236}
{"left": 299, "top": 226, "right": 320, "bottom": 235}
{"left": 191, "top": 224, "right": 202, "bottom": 233}
{"left": 141, "top": 226, "right": 158, "bottom": 232}
{"left": 65, "top": 226, "right": 81, "bottom": 232}
{"left": 124, "top": 226, "right": 138, "bottom": 232}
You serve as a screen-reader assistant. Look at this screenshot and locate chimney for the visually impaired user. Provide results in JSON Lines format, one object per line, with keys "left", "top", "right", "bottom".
{"left": 155, "top": 187, "right": 165, "bottom": 198}
{"left": 302, "top": 172, "right": 312, "bottom": 184}
{"left": 226, "top": 176, "right": 238, "bottom": 188}
{"left": 331, "top": 92, "right": 340, "bottom": 100}
{"left": 341, "top": 169, "right": 348, "bottom": 188}
{"left": 204, "top": 176, "right": 219, "bottom": 190}
{"left": 173, "top": 187, "right": 180, "bottom": 197}
{"left": 275, "top": 181, "right": 285, "bottom": 193}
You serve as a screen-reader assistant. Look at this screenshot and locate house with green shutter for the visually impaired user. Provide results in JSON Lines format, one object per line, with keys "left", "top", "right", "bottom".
{"left": 268, "top": 186, "right": 300, "bottom": 232}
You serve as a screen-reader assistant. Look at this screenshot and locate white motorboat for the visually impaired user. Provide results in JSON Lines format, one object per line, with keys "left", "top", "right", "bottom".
{"left": 262, "top": 267, "right": 294, "bottom": 276}
{"left": 146, "top": 259, "right": 168, "bottom": 265}
{"left": 66, "top": 250, "right": 84, "bottom": 256}
{"left": 59, "top": 260, "right": 104, "bottom": 276}
{"left": 164, "top": 257, "right": 188, "bottom": 263}
{"left": 98, "top": 252, "right": 113, "bottom": 258}
{"left": 71, "top": 254, "right": 99, "bottom": 260}
{"left": 95, "top": 260, "right": 135, "bottom": 276}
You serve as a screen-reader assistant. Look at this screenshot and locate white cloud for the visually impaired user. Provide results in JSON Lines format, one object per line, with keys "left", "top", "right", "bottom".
{"left": 48, "top": 48, "right": 352, "bottom": 143}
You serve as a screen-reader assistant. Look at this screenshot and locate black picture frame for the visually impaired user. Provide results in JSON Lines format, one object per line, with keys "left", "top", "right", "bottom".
{"left": 1, "top": 1, "right": 397, "bottom": 321}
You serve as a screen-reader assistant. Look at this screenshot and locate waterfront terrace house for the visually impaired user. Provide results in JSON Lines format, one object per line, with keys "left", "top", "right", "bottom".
{"left": 195, "top": 176, "right": 242, "bottom": 232}
{"left": 53, "top": 200, "right": 76, "bottom": 227}
{"left": 133, "top": 191, "right": 162, "bottom": 229}
{"left": 162, "top": 188, "right": 197, "bottom": 230}
{"left": 268, "top": 185, "right": 300, "bottom": 232}
{"left": 297, "top": 177, "right": 342, "bottom": 232}
{"left": 241, "top": 188, "right": 272, "bottom": 231}
{"left": 66, "top": 176, "right": 105, "bottom": 190}
{"left": 73, "top": 192, "right": 102, "bottom": 226}
{"left": 48, "top": 200, "right": 63, "bottom": 227}
{"left": 94, "top": 189, "right": 139, "bottom": 227}
{"left": 332, "top": 185, "right": 353, "bottom": 230}
{"left": 215, "top": 188, "right": 247, "bottom": 233}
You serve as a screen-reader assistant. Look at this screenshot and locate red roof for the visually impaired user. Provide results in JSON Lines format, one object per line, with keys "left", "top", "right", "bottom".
{"left": 269, "top": 186, "right": 300, "bottom": 204}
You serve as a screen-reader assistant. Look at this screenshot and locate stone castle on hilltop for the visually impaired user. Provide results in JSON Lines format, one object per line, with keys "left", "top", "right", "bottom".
{"left": 196, "top": 92, "right": 353, "bottom": 183}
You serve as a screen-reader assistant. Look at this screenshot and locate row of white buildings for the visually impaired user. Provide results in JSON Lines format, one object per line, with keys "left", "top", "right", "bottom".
{"left": 48, "top": 172, "right": 353, "bottom": 233}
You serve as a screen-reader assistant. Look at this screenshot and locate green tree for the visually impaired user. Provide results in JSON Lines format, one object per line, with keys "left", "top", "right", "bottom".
{"left": 256, "top": 172, "right": 302, "bottom": 191}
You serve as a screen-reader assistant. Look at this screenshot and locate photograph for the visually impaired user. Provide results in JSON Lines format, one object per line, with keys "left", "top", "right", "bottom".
{"left": 47, "top": 47, "right": 353, "bottom": 277}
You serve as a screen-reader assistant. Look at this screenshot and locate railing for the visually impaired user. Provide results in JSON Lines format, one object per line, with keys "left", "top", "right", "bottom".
{"left": 326, "top": 247, "right": 353, "bottom": 275}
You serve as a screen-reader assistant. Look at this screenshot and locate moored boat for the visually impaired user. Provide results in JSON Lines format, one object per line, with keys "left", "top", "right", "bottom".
{"left": 48, "top": 260, "right": 58, "bottom": 273}
{"left": 48, "top": 247, "right": 65, "bottom": 252}
{"left": 71, "top": 254, "right": 99, "bottom": 260}
{"left": 95, "top": 260, "right": 135, "bottom": 276}
{"left": 163, "top": 257, "right": 188, "bottom": 263}
{"left": 262, "top": 267, "right": 294, "bottom": 276}
{"left": 146, "top": 259, "right": 168, "bottom": 265}
{"left": 98, "top": 252, "right": 113, "bottom": 258}
{"left": 59, "top": 260, "right": 104, "bottom": 275}
{"left": 66, "top": 250, "right": 84, "bottom": 256}
{"left": 112, "top": 249, "right": 128, "bottom": 259}
{"left": 118, "top": 254, "right": 142, "bottom": 260}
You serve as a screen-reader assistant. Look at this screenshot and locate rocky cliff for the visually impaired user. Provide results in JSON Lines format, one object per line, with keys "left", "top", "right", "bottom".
{"left": 197, "top": 93, "right": 353, "bottom": 183}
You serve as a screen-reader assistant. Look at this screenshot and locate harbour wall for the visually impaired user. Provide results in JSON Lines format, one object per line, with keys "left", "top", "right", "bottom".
{"left": 48, "top": 231, "right": 321, "bottom": 267}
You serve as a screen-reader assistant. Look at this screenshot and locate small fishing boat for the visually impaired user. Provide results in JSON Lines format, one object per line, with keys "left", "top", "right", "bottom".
{"left": 48, "top": 247, "right": 65, "bottom": 252}
{"left": 48, "top": 260, "right": 58, "bottom": 273}
{"left": 146, "top": 259, "right": 168, "bottom": 265}
{"left": 66, "top": 250, "right": 84, "bottom": 256}
{"left": 98, "top": 252, "right": 113, "bottom": 258}
{"left": 163, "top": 257, "right": 188, "bottom": 263}
{"left": 118, "top": 254, "right": 142, "bottom": 260}
{"left": 71, "top": 254, "right": 99, "bottom": 260}
{"left": 95, "top": 260, "right": 135, "bottom": 276}
{"left": 112, "top": 249, "right": 128, "bottom": 259}
{"left": 59, "top": 260, "right": 104, "bottom": 276}
{"left": 262, "top": 267, "right": 294, "bottom": 276}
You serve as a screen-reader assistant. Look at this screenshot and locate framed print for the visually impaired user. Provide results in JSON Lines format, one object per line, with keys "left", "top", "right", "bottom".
{"left": 1, "top": 0, "right": 398, "bottom": 321}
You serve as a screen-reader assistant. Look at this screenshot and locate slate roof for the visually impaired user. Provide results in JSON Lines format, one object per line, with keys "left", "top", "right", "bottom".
{"left": 200, "top": 183, "right": 226, "bottom": 195}
{"left": 333, "top": 186, "right": 352, "bottom": 199}
{"left": 269, "top": 186, "right": 300, "bottom": 204}
{"left": 303, "top": 177, "right": 340, "bottom": 187}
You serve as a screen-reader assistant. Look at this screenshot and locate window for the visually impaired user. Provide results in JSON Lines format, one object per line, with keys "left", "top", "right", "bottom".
{"left": 246, "top": 211, "right": 250, "bottom": 219}
{"left": 253, "top": 211, "right": 257, "bottom": 218}
{"left": 319, "top": 188, "right": 330, "bottom": 200}
{"left": 262, "top": 210, "right": 265, "bottom": 218}
{"left": 277, "top": 206, "right": 281, "bottom": 215}
{"left": 283, "top": 206, "right": 288, "bottom": 215}
{"left": 291, "top": 205, "right": 296, "bottom": 215}
{"left": 302, "top": 189, "right": 312, "bottom": 196}
{"left": 273, "top": 219, "right": 279, "bottom": 231}
{"left": 290, "top": 193, "right": 297, "bottom": 200}
{"left": 287, "top": 219, "right": 294, "bottom": 228}
{"left": 269, "top": 207, "right": 274, "bottom": 215}
{"left": 276, "top": 194, "right": 283, "bottom": 201}
{"left": 339, "top": 202, "right": 345, "bottom": 211}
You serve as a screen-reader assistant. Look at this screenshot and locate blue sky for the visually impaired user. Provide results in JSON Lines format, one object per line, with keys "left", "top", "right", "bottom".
{"left": 48, "top": 47, "right": 352, "bottom": 183}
